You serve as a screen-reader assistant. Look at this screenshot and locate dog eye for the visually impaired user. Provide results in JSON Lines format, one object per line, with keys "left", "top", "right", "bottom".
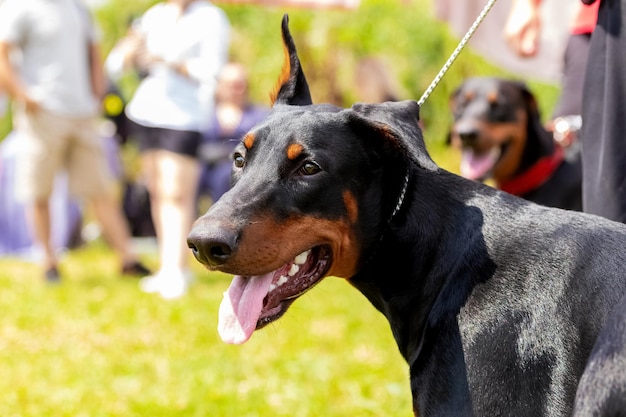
{"left": 233, "top": 153, "right": 245, "bottom": 168}
{"left": 298, "top": 161, "right": 321, "bottom": 176}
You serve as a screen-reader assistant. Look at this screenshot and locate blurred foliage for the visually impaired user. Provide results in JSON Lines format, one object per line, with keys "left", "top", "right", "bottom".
{"left": 94, "top": 0, "right": 559, "bottom": 146}
{"left": 1, "top": 0, "right": 559, "bottom": 149}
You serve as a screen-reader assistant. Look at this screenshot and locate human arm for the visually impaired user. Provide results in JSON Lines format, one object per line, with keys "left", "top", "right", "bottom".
{"left": 0, "top": 41, "right": 39, "bottom": 113}
{"left": 89, "top": 41, "right": 107, "bottom": 101}
{"left": 504, "top": 0, "right": 543, "bottom": 57}
{"left": 180, "top": 9, "right": 231, "bottom": 83}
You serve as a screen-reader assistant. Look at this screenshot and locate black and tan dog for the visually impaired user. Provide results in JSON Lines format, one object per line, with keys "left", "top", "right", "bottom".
{"left": 449, "top": 77, "right": 582, "bottom": 211}
{"left": 188, "top": 16, "right": 626, "bottom": 417}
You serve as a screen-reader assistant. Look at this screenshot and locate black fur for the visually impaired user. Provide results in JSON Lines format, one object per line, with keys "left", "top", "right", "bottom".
{"left": 188, "top": 16, "right": 626, "bottom": 416}
{"left": 450, "top": 77, "right": 582, "bottom": 211}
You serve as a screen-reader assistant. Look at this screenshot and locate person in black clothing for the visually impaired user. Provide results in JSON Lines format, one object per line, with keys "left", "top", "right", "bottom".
{"left": 506, "top": 0, "right": 625, "bottom": 224}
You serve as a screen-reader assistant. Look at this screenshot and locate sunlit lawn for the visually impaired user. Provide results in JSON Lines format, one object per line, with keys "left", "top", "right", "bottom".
{"left": 0, "top": 144, "right": 463, "bottom": 416}
{"left": 0, "top": 241, "right": 413, "bottom": 416}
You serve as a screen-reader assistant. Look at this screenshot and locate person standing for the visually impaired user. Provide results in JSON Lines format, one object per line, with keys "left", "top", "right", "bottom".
{"left": 0, "top": 0, "right": 150, "bottom": 282}
{"left": 120, "top": 0, "right": 231, "bottom": 299}
{"left": 577, "top": 0, "right": 626, "bottom": 223}
{"left": 199, "top": 62, "right": 268, "bottom": 203}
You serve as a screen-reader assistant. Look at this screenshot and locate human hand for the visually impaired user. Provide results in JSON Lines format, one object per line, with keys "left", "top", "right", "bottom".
{"left": 504, "top": 0, "right": 542, "bottom": 57}
{"left": 21, "top": 94, "right": 41, "bottom": 114}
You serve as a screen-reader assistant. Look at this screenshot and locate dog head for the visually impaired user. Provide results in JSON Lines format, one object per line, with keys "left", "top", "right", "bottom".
{"left": 449, "top": 77, "right": 542, "bottom": 182}
{"left": 187, "top": 15, "right": 437, "bottom": 345}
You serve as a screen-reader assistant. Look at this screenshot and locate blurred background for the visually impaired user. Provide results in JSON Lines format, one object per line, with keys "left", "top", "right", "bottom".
{"left": 0, "top": 0, "right": 564, "bottom": 160}
{"left": 0, "top": 0, "right": 569, "bottom": 415}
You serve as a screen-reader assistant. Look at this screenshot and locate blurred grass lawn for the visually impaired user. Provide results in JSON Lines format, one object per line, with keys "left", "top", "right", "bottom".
{"left": 0, "top": 240, "right": 414, "bottom": 416}
{"left": 0, "top": 0, "right": 548, "bottom": 411}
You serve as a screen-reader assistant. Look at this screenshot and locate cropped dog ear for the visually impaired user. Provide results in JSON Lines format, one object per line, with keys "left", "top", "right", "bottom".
{"left": 449, "top": 85, "right": 463, "bottom": 114}
{"left": 270, "top": 15, "right": 312, "bottom": 106}
{"left": 347, "top": 100, "right": 438, "bottom": 171}
{"left": 513, "top": 81, "right": 556, "bottom": 149}
{"left": 509, "top": 80, "right": 540, "bottom": 119}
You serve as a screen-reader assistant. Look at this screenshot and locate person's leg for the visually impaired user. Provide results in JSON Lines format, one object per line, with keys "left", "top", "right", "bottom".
{"left": 152, "top": 149, "right": 201, "bottom": 274}
{"left": 89, "top": 193, "right": 134, "bottom": 264}
{"left": 581, "top": 0, "right": 626, "bottom": 223}
{"left": 27, "top": 199, "right": 55, "bottom": 269}
{"left": 68, "top": 116, "right": 150, "bottom": 275}
{"left": 139, "top": 148, "right": 200, "bottom": 299}
{"left": 14, "top": 109, "right": 65, "bottom": 280}
{"left": 136, "top": 126, "right": 202, "bottom": 298}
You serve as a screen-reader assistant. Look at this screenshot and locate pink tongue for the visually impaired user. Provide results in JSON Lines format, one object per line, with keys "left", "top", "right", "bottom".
{"left": 218, "top": 273, "right": 275, "bottom": 344}
{"left": 460, "top": 149, "right": 498, "bottom": 180}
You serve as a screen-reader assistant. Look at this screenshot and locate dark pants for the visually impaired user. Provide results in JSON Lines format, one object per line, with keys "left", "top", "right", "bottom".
{"left": 552, "top": 33, "right": 591, "bottom": 119}
{"left": 581, "top": 0, "right": 626, "bottom": 223}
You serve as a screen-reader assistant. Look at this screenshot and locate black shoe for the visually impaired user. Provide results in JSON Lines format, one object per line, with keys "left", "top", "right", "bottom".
{"left": 121, "top": 261, "right": 151, "bottom": 277}
{"left": 45, "top": 267, "right": 60, "bottom": 283}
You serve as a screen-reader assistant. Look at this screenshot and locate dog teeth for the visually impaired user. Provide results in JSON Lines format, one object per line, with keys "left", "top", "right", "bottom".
{"left": 294, "top": 250, "right": 310, "bottom": 265}
{"left": 269, "top": 275, "right": 289, "bottom": 293}
{"left": 288, "top": 264, "right": 300, "bottom": 276}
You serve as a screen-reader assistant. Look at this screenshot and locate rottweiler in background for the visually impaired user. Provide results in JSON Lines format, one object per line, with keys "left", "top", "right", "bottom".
{"left": 449, "top": 77, "right": 582, "bottom": 211}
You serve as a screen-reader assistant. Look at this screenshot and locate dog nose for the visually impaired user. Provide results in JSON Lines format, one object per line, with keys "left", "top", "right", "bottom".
{"left": 458, "top": 130, "right": 479, "bottom": 144}
{"left": 187, "top": 227, "right": 237, "bottom": 267}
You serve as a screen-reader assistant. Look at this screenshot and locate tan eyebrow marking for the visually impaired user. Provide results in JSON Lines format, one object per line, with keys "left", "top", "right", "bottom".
{"left": 243, "top": 133, "right": 255, "bottom": 149}
{"left": 487, "top": 90, "right": 498, "bottom": 104}
{"left": 287, "top": 143, "right": 304, "bottom": 160}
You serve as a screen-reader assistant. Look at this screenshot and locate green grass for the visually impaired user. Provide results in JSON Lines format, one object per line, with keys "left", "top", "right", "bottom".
{"left": 0, "top": 242, "right": 412, "bottom": 416}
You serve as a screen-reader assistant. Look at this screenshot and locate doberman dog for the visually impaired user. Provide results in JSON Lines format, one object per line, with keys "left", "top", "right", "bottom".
{"left": 449, "top": 77, "right": 582, "bottom": 211}
{"left": 187, "top": 16, "right": 626, "bottom": 417}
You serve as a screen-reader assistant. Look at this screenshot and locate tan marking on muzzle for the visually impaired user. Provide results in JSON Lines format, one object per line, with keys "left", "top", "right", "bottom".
{"left": 212, "top": 213, "right": 361, "bottom": 279}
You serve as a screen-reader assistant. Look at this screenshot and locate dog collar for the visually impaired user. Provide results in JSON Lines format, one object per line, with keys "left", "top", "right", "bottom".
{"left": 363, "top": 169, "right": 411, "bottom": 267}
{"left": 497, "top": 145, "right": 565, "bottom": 197}
{"left": 390, "top": 169, "right": 411, "bottom": 222}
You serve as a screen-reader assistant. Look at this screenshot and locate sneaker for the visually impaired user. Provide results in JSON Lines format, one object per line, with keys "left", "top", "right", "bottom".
{"left": 45, "top": 267, "right": 60, "bottom": 284}
{"left": 139, "top": 273, "right": 164, "bottom": 294}
{"left": 122, "top": 261, "right": 152, "bottom": 277}
{"left": 158, "top": 270, "right": 193, "bottom": 300}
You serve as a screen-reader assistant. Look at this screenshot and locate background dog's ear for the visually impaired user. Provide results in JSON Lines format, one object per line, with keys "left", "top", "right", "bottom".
{"left": 270, "top": 15, "right": 312, "bottom": 106}
{"left": 509, "top": 80, "right": 540, "bottom": 119}
{"left": 511, "top": 80, "right": 555, "bottom": 146}
{"left": 347, "top": 100, "right": 438, "bottom": 171}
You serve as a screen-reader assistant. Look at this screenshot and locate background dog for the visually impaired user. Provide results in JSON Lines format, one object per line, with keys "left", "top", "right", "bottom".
{"left": 449, "top": 77, "right": 582, "bottom": 211}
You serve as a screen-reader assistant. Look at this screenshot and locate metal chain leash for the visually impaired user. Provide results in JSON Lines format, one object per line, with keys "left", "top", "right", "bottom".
{"left": 417, "top": 0, "right": 499, "bottom": 107}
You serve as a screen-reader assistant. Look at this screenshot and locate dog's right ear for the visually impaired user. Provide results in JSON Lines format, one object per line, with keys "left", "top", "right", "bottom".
{"left": 270, "top": 15, "right": 312, "bottom": 107}
{"left": 347, "top": 101, "right": 438, "bottom": 171}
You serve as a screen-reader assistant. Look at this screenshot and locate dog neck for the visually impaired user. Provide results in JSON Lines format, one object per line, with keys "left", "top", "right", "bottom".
{"left": 352, "top": 170, "right": 497, "bottom": 363}
{"left": 389, "top": 169, "right": 411, "bottom": 223}
{"left": 497, "top": 145, "right": 564, "bottom": 196}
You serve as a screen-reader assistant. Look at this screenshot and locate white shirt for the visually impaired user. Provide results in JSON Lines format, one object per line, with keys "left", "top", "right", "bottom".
{"left": 0, "top": 0, "right": 99, "bottom": 117}
{"left": 125, "top": 1, "right": 231, "bottom": 132}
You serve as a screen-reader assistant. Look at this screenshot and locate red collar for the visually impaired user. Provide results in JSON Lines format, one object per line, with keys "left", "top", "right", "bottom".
{"left": 497, "top": 145, "right": 565, "bottom": 196}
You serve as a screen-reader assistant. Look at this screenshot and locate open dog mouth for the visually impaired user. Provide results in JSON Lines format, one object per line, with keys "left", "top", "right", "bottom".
{"left": 460, "top": 140, "right": 511, "bottom": 181}
{"left": 460, "top": 147, "right": 501, "bottom": 181}
{"left": 218, "top": 246, "right": 332, "bottom": 344}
